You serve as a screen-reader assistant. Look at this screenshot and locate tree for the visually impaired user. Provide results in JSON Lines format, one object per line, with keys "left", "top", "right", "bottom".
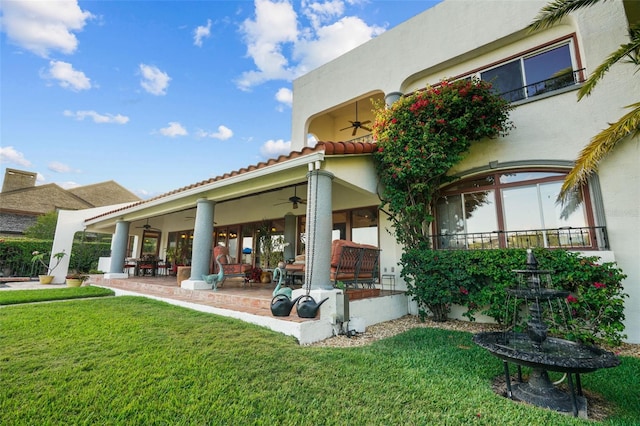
{"left": 23, "top": 211, "right": 58, "bottom": 240}
{"left": 372, "top": 79, "right": 513, "bottom": 320}
{"left": 530, "top": 0, "right": 640, "bottom": 206}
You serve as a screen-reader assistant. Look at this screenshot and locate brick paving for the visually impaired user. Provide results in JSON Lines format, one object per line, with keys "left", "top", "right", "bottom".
{"left": 92, "top": 275, "right": 311, "bottom": 323}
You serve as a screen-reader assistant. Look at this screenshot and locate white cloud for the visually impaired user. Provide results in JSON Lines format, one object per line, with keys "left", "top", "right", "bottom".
{"left": 0, "top": 0, "right": 94, "bottom": 57}
{"left": 0, "top": 146, "right": 31, "bottom": 167}
{"left": 45, "top": 60, "right": 91, "bottom": 91}
{"left": 275, "top": 87, "right": 292, "bottom": 108}
{"left": 63, "top": 110, "right": 129, "bottom": 124}
{"left": 48, "top": 161, "right": 72, "bottom": 173}
{"left": 57, "top": 180, "right": 81, "bottom": 189}
{"left": 307, "top": 134, "right": 318, "bottom": 147}
{"left": 196, "top": 125, "right": 233, "bottom": 140}
{"left": 301, "top": 0, "right": 345, "bottom": 29}
{"left": 293, "top": 16, "right": 384, "bottom": 75}
{"left": 194, "top": 19, "right": 212, "bottom": 47}
{"left": 236, "top": 0, "right": 298, "bottom": 90}
{"left": 139, "top": 64, "right": 171, "bottom": 95}
{"left": 260, "top": 138, "right": 291, "bottom": 158}
{"left": 236, "top": 0, "right": 387, "bottom": 90}
{"left": 159, "top": 122, "right": 188, "bottom": 137}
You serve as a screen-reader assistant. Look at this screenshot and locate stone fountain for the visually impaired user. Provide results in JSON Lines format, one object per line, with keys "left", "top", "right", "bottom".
{"left": 473, "top": 250, "right": 620, "bottom": 418}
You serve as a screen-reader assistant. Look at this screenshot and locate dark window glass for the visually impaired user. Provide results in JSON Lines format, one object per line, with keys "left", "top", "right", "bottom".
{"left": 481, "top": 60, "right": 524, "bottom": 102}
{"left": 524, "top": 44, "right": 574, "bottom": 96}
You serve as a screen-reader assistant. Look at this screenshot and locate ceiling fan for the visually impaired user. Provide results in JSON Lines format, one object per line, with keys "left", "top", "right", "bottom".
{"left": 340, "top": 101, "right": 372, "bottom": 137}
{"left": 274, "top": 186, "right": 306, "bottom": 209}
{"left": 136, "top": 219, "right": 161, "bottom": 232}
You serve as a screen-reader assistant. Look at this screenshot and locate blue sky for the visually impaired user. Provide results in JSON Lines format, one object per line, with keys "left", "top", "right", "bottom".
{"left": 1, "top": 0, "right": 439, "bottom": 199}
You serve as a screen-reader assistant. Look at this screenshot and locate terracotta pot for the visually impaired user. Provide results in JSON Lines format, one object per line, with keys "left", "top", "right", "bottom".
{"left": 38, "top": 275, "right": 54, "bottom": 284}
{"left": 260, "top": 271, "right": 272, "bottom": 283}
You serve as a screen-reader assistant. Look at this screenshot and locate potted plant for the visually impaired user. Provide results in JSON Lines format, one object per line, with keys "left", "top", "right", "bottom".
{"left": 246, "top": 267, "right": 263, "bottom": 283}
{"left": 31, "top": 250, "right": 66, "bottom": 284}
{"left": 65, "top": 273, "right": 89, "bottom": 287}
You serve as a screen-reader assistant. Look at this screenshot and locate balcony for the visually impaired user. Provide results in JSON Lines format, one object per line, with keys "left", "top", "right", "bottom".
{"left": 432, "top": 226, "right": 608, "bottom": 251}
{"left": 347, "top": 133, "right": 374, "bottom": 143}
{"left": 499, "top": 68, "right": 585, "bottom": 103}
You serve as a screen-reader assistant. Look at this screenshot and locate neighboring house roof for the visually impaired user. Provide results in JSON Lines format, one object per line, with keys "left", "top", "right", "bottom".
{"left": 67, "top": 181, "right": 140, "bottom": 206}
{"left": 85, "top": 141, "right": 377, "bottom": 223}
{"left": 0, "top": 168, "right": 141, "bottom": 235}
{"left": 0, "top": 183, "right": 93, "bottom": 215}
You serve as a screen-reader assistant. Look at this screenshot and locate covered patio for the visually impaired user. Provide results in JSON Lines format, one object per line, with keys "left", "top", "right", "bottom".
{"left": 50, "top": 141, "right": 409, "bottom": 344}
{"left": 91, "top": 273, "right": 406, "bottom": 345}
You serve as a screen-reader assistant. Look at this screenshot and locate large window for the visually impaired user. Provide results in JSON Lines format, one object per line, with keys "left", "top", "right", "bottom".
{"left": 479, "top": 42, "right": 577, "bottom": 102}
{"left": 434, "top": 171, "right": 601, "bottom": 249}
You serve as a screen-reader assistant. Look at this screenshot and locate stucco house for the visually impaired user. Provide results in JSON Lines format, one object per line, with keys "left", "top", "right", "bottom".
{"left": 0, "top": 168, "right": 140, "bottom": 236}
{"left": 51, "top": 0, "right": 639, "bottom": 343}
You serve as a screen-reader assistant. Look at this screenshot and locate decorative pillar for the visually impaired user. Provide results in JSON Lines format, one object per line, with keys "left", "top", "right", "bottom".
{"left": 284, "top": 213, "right": 296, "bottom": 261}
{"left": 304, "top": 166, "right": 334, "bottom": 290}
{"left": 182, "top": 199, "right": 216, "bottom": 290}
{"left": 106, "top": 220, "right": 130, "bottom": 278}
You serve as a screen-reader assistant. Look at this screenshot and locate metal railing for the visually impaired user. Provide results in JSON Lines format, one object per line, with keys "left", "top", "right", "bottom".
{"left": 432, "top": 226, "right": 608, "bottom": 251}
{"left": 499, "top": 68, "right": 585, "bottom": 103}
{"left": 347, "top": 133, "right": 374, "bottom": 143}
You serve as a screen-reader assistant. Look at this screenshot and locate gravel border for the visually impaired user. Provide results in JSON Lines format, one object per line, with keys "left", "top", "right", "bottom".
{"left": 310, "top": 315, "right": 640, "bottom": 358}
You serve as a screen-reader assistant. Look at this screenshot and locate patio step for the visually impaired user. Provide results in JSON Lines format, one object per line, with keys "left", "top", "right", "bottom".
{"left": 93, "top": 276, "right": 308, "bottom": 321}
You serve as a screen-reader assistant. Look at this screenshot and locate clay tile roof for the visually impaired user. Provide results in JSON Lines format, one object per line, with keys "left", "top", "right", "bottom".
{"left": 85, "top": 140, "right": 377, "bottom": 222}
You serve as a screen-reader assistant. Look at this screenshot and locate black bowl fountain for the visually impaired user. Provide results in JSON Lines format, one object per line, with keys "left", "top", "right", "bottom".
{"left": 473, "top": 250, "right": 620, "bottom": 418}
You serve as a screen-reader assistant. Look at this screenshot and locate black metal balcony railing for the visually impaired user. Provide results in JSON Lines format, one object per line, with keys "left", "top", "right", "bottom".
{"left": 433, "top": 226, "right": 608, "bottom": 251}
{"left": 499, "top": 68, "right": 585, "bottom": 103}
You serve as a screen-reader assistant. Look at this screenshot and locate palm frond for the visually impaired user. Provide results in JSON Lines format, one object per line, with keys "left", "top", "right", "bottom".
{"left": 529, "top": 0, "right": 606, "bottom": 31}
{"left": 558, "top": 101, "right": 640, "bottom": 204}
{"left": 578, "top": 24, "right": 640, "bottom": 100}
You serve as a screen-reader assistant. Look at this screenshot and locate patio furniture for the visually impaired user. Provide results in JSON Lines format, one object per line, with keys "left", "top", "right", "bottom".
{"left": 284, "top": 240, "right": 381, "bottom": 288}
{"left": 136, "top": 257, "right": 157, "bottom": 276}
{"left": 212, "top": 245, "right": 252, "bottom": 287}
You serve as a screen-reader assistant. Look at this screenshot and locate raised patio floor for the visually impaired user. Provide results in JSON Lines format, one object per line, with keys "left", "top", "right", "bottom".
{"left": 92, "top": 274, "right": 312, "bottom": 323}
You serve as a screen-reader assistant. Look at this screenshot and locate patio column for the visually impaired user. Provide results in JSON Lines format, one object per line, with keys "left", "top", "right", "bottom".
{"left": 305, "top": 166, "right": 334, "bottom": 290}
{"left": 107, "top": 220, "right": 130, "bottom": 278}
{"left": 284, "top": 213, "right": 296, "bottom": 262}
{"left": 182, "top": 199, "right": 215, "bottom": 290}
{"left": 385, "top": 91, "right": 403, "bottom": 107}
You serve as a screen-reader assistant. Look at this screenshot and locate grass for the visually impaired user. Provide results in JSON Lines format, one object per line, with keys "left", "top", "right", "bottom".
{"left": 0, "top": 286, "right": 114, "bottom": 305}
{"left": 1, "top": 296, "right": 638, "bottom": 425}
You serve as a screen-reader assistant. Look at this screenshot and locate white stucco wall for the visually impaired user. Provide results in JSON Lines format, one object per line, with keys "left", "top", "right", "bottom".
{"left": 291, "top": 0, "right": 640, "bottom": 342}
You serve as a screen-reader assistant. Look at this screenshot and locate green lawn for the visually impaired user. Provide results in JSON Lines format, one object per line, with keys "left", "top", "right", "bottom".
{"left": 0, "top": 285, "right": 114, "bottom": 305}
{"left": 1, "top": 296, "right": 638, "bottom": 425}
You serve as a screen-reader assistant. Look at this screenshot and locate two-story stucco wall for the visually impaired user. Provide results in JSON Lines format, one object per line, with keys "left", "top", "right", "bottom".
{"left": 291, "top": 0, "right": 640, "bottom": 342}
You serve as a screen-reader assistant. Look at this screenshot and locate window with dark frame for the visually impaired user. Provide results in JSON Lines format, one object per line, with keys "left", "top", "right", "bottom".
{"left": 479, "top": 42, "right": 578, "bottom": 102}
{"left": 434, "top": 171, "right": 600, "bottom": 250}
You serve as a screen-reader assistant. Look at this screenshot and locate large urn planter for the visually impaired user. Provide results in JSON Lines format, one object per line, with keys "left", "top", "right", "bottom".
{"left": 260, "top": 271, "right": 273, "bottom": 283}
{"left": 38, "top": 275, "right": 54, "bottom": 284}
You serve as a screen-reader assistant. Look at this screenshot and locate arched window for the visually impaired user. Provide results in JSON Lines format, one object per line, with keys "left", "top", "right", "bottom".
{"left": 433, "top": 170, "right": 606, "bottom": 250}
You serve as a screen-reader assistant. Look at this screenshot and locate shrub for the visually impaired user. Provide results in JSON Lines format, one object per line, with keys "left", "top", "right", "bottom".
{"left": 372, "top": 79, "right": 513, "bottom": 318}
{"left": 0, "top": 239, "right": 110, "bottom": 277}
{"left": 407, "top": 249, "right": 627, "bottom": 346}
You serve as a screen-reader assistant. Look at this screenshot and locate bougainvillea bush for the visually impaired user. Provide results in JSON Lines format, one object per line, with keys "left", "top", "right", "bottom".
{"left": 372, "top": 79, "right": 513, "bottom": 320}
